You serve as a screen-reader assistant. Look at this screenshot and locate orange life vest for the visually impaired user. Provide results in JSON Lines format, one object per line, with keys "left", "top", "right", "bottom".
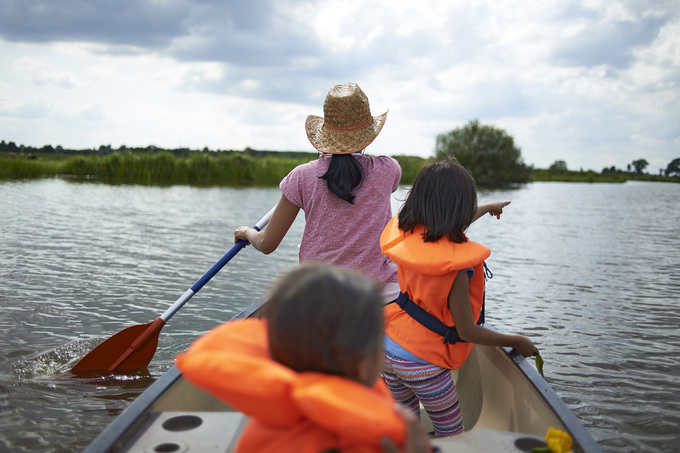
{"left": 380, "top": 215, "right": 490, "bottom": 369}
{"left": 175, "top": 318, "right": 406, "bottom": 453}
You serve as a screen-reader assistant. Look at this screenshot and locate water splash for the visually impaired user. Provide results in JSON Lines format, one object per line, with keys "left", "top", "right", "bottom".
{"left": 13, "top": 339, "right": 106, "bottom": 379}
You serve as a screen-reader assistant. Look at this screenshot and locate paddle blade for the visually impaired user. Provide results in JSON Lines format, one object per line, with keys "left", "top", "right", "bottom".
{"left": 70, "top": 318, "right": 165, "bottom": 374}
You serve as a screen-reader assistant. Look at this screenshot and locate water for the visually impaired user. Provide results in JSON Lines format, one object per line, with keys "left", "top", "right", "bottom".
{"left": 1, "top": 178, "right": 679, "bottom": 452}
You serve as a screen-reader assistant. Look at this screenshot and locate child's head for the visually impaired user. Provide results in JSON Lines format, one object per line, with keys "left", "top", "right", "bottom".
{"left": 265, "top": 263, "right": 384, "bottom": 386}
{"left": 399, "top": 159, "right": 477, "bottom": 243}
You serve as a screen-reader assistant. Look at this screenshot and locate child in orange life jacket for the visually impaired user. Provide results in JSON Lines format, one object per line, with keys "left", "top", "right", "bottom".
{"left": 379, "top": 160, "right": 538, "bottom": 437}
{"left": 176, "top": 264, "right": 434, "bottom": 453}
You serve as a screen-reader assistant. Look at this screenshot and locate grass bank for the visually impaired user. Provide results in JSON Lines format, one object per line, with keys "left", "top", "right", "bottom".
{"left": 0, "top": 151, "right": 315, "bottom": 186}
{"left": 0, "top": 151, "right": 429, "bottom": 186}
{"left": 60, "top": 151, "right": 316, "bottom": 186}
{"left": 530, "top": 169, "right": 628, "bottom": 183}
{"left": 530, "top": 169, "right": 679, "bottom": 184}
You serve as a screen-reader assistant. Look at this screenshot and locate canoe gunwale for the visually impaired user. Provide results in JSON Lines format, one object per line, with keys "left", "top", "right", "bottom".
{"left": 503, "top": 346, "right": 602, "bottom": 453}
{"left": 83, "top": 366, "right": 182, "bottom": 453}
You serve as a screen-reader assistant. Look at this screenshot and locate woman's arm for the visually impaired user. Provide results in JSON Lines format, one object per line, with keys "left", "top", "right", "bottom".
{"left": 234, "top": 194, "right": 300, "bottom": 254}
{"left": 473, "top": 201, "right": 511, "bottom": 222}
{"left": 448, "top": 271, "right": 537, "bottom": 357}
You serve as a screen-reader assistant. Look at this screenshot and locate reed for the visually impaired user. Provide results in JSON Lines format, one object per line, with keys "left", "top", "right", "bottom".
{"left": 0, "top": 157, "right": 62, "bottom": 179}
{"left": 1, "top": 151, "right": 427, "bottom": 185}
{"left": 56, "top": 151, "right": 316, "bottom": 185}
{"left": 5, "top": 151, "right": 671, "bottom": 186}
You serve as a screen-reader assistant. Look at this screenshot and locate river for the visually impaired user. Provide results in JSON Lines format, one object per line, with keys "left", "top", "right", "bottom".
{"left": 0, "top": 178, "right": 678, "bottom": 452}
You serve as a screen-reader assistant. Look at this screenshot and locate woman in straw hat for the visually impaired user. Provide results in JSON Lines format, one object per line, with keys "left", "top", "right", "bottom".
{"left": 234, "top": 82, "right": 402, "bottom": 302}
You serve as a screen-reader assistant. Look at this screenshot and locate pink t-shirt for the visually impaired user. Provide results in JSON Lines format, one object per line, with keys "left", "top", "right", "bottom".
{"left": 280, "top": 155, "right": 401, "bottom": 285}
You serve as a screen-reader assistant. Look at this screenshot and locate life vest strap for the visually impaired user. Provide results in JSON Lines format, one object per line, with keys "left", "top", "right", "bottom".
{"left": 394, "top": 291, "right": 484, "bottom": 345}
{"left": 478, "top": 262, "right": 492, "bottom": 325}
{"left": 483, "top": 262, "right": 493, "bottom": 280}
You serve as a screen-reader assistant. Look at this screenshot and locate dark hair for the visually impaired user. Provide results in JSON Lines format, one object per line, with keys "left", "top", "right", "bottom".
{"left": 266, "top": 264, "right": 383, "bottom": 380}
{"left": 398, "top": 160, "right": 477, "bottom": 243}
{"left": 319, "top": 154, "right": 364, "bottom": 204}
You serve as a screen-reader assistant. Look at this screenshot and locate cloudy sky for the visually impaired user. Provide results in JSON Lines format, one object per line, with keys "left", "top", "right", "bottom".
{"left": 1, "top": 0, "right": 678, "bottom": 172}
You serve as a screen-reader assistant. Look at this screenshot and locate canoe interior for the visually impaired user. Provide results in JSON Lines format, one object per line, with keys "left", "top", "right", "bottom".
{"left": 84, "top": 303, "right": 601, "bottom": 453}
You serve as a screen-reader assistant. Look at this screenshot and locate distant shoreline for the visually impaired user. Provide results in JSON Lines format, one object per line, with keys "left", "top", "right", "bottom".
{"left": 1, "top": 149, "right": 677, "bottom": 186}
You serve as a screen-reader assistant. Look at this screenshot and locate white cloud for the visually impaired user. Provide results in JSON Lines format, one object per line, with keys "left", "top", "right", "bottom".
{"left": 12, "top": 56, "right": 79, "bottom": 89}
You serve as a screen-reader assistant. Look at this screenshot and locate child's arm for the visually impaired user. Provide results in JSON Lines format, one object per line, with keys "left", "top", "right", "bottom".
{"left": 473, "top": 201, "right": 511, "bottom": 222}
{"left": 448, "top": 271, "right": 537, "bottom": 357}
{"left": 234, "top": 194, "right": 300, "bottom": 254}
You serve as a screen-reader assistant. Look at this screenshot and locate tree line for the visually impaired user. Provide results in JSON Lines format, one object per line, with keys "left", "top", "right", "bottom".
{"left": 0, "top": 140, "right": 315, "bottom": 160}
{"left": 600, "top": 158, "right": 680, "bottom": 178}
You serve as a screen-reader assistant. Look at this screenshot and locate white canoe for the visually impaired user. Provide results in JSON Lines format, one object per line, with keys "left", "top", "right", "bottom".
{"left": 84, "top": 303, "right": 601, "bottom": 453}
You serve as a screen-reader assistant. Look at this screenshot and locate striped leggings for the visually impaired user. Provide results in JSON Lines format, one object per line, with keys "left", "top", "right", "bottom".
{"left": 382, "top": 352, "right": 464, "bottom": 436}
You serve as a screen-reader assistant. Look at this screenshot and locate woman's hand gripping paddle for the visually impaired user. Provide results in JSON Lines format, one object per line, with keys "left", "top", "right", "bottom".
{"left": 70, "top": 207, "right": 276, "bottom": 375}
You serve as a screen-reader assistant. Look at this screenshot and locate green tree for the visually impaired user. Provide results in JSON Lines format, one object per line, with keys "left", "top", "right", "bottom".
{"left": 434, "top": 119, "right": 531, "bottom": 187}
{"left": 665, "top": 158, "right": 680, "bottom": 177}
{"left": 631, "top": 159, "right": 649, "bottom": 175}
{"left": 548, "top": 160, "right": 568, "bottom": 173}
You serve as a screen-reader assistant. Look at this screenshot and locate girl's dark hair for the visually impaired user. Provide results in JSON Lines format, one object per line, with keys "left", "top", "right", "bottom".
{"left": 319, "top": 154, "right": 364, "bottom": 204}
{"left": 398, "top": 160, "right": 477, "bottom": 243}
{"left": 266, "top": 264, "right": 383, "bottom": 381}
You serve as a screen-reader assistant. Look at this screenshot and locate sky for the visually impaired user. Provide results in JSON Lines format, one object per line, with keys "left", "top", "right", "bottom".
{"left": 0, "top": 0, "right": 678, "bottom": 173}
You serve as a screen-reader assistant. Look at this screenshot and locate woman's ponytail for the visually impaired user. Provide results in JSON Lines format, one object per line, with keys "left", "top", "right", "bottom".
{"left": 319, "top": 154, "right": 364, "bottom": 204}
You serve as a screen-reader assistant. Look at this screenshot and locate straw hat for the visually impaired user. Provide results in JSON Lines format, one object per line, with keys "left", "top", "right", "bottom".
{"left": 306, "top": 82, "right": 388, "bottom": 154}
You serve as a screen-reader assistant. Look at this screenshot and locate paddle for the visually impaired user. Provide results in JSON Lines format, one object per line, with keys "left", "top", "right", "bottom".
{"left": 70, "top": 207, "right": 276, "bottom": 374}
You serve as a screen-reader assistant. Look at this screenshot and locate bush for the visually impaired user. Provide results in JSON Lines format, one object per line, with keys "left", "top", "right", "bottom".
{"left": 392, "top": 155, "right": 428, "bottom": 185}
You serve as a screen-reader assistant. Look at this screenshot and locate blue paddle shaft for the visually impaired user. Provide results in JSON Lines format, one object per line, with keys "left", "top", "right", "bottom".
{"left": 190, "top": 237, "right": 251, "bottom": 293}
{"left": 160, "top": 207, "right": 275, "bottom": 322}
